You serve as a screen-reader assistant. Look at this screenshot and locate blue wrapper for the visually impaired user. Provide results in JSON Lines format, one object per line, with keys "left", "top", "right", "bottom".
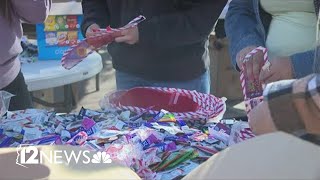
{"left": 150, "top": 109, "right": 167, "bottom": 122}
{"left": 0, "top": 135, "right": 13, "bottom": 148}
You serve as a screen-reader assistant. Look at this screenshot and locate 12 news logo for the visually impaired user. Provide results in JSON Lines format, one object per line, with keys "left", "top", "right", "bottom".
{"left": 16, "top": 145, "right": 112, "bottom": 168}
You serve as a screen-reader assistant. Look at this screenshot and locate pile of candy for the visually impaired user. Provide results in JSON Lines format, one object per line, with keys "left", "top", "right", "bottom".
{"left": 0, "top": 107, "right": 254, "bottom": 179}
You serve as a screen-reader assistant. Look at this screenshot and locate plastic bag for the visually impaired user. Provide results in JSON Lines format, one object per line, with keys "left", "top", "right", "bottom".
{"left": 0, "top": 91, "right": 14, "bottom": 117}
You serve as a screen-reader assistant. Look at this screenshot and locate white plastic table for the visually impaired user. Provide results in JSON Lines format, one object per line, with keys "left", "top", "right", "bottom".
{"left": 22, "top": 52, "right": 103, "bottom": 111}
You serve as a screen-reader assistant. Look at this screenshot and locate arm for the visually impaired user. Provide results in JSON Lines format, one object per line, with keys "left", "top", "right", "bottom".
{"left": 81, "top": 0, "right": 109, "bottom": 37}
{"left": 225, "top": 0, "right": 265, "bottom": 70}
{"left": 11, "top": 0, "right": 51, "bottom": 24}
{"left": 249, "top": 74, "right": 320, "bottom": 135}
{"left": 138, "top": 0, "right": 227, "bottom": 48}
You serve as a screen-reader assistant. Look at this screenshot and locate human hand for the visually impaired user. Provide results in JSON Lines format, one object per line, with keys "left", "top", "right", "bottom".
{"left": 248, "top": 101, "right": 277, "bottom": 135}
{"left": 115, "top": 26, "right": 139, "bottom": 45}
{"left": 259, "top": 56, "right": 293, "bottom": 84}
{"left": 85, "top": 23, "right": 101, "bottom": 38}
{"left": 237, "top": 46, "right": 264, "bottom": 81}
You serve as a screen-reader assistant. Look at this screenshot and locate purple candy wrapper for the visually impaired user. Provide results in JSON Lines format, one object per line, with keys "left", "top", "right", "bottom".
{"left": 141, "top": 134, "right": 161, "bottom": 150}
{"left": 82, "top": 117, "right": 96, "bottom": 130}
{"left": 149, "top": 141, "right": 177, "bottom": 152}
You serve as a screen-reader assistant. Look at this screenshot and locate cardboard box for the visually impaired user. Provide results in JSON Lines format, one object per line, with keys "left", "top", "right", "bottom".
{"left": 36, "top": 2, "right": 84, "bottom": 60}
{"left": 209, "top": 35, "right": 243, "bottom": 101}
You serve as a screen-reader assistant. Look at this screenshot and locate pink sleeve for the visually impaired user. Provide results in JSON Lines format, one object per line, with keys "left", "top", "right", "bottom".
{"left": 11, "top": 0, "right": 52, "bottom": 24}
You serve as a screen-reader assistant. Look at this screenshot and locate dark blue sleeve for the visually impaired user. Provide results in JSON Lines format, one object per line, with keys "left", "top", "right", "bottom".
{"left": 225, "top": 0, "right": 265, "bottom": 71}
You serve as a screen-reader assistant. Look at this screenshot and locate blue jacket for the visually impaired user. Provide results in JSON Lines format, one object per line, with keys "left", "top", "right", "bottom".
{"left": 225, "top": 0, "right": 315, "bottom": 78}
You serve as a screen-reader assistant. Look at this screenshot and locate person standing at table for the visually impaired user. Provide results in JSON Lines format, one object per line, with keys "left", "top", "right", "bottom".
{"left": 225, "top": 0, "right": 316, "bottom": 84}
{"left": 0, "top": 0, "right": 51, "bottom": 110}
{"left": 81, "top": 0, "right": 227, "bottom": 94}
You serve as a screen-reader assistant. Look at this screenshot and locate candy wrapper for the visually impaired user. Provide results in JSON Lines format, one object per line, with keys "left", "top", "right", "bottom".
{"left": 157, "top": 161, "right": 199, "bottom": 180}
{"left": 228, "top": 121, "right": 255, "bottom": 146}
{"left": 153, "top": 149, "right": 197, "bottom": 172}
{"left": 240, "top": 46, "right": 271, "bottom": 113}
{"left": 0, "top": 105, "right": 249, "bottom": 180}
{"left": 208, "top": 123, "right": 231, "bottom": 144}
{"left": 66, "top": 131, "right": 88, "bottom": 146}
{"left": 61, "top": 15, "right": 146, "bottom": 70}
{"left": 0, "top": 91, "right": 14, "bottom": 117}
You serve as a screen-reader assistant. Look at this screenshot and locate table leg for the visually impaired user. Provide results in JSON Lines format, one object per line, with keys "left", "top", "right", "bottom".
{"left": 96, "top": 73, "right": 100, "bottom": 91}
{"left": 64, "top": 85, "right": 74, "bottom": 112}
{"left": 30, "top": 85, "right": 75, "bottom": 113}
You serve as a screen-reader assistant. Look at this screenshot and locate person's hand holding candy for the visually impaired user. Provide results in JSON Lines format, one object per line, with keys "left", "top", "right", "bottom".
{"left": 259, "top": 56, "right": 293, "bottom": 84}
{"left": 115, "top": 26, "right": 139, "bottom": 45}
{"left": 237, "top": 46, "right": 265, "bottom": 81}
{"left": 85, "top": 23, "right": 101, "bottom": 38}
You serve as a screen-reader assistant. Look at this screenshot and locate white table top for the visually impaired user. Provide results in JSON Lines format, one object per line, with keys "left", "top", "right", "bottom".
{"left": 22, "top": 52, "right": 103, "bottom": 91}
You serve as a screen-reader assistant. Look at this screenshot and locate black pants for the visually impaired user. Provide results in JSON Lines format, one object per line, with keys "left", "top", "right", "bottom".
{"left": 2, "top": 71, "right": 33, "bottom": 111}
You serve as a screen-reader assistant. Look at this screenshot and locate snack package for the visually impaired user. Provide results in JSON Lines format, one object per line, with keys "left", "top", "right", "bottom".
{"left": 57, "top": 31, "right": 68, "bottom": 46}
{"left": 55, "top": 15, "right": 68, "bottom": 31}
{"left": 61, "top": 15, "right": 146, "bottom": 70}
{"left": 44, "top": 16, "right": 56, "bottom": 31}
{"left": 240, "top": 46, "right": 271, "bottom": 113}
{"left": 66, "top": 15, "right": 79, "bottom": 30}
{"left": 67, "top": 31, "right": 78, "bottom": 46}
{"left": 45, "top": 32, "right": 58, "bottom": 46}
{"left": 0, "top": 91, "right": 14, "bottom": 117}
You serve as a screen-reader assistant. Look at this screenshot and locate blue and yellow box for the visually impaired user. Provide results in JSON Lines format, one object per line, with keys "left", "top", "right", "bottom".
{"left": 36, "top": 2, "right": 84, "bottom": 60}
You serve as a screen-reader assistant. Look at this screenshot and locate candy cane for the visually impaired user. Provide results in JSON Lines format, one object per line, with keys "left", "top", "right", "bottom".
{"left": 240, "top": 46, "right": 270, "bottom": 113}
